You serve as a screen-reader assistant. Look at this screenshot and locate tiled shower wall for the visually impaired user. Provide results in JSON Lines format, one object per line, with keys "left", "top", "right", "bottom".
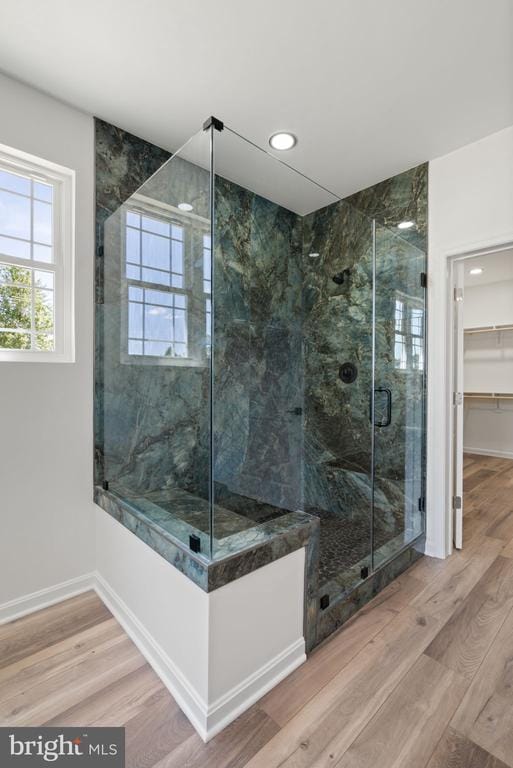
{"left": 95, "top": 117, "right": 426, "bottom": 561}
{"left": 95, "top": 120, "right": 304, "bottom": 524}
{"left": 212, "top": 176, "right": 304, "bottom": 524}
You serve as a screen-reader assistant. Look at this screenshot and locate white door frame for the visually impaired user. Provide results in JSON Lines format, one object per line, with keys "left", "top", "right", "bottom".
{"left": 444, "top": 239, "right": 513, "bottom": 555}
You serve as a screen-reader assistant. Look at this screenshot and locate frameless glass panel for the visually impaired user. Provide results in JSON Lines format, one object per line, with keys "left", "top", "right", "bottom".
{"left": 302, "top": 200, "right": 375, "bottom": 601}
{"left": 100, "top": 127, "right": 213, "bottom": 553}
{"left": 211, "top": 125, "right": 349, "bottom": 565}
{"left": 372, "top": 223, "right": 426, "bottom": 569}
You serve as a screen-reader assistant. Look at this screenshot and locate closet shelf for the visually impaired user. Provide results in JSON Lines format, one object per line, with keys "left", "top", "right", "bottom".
{"left": 464, "top": 392, "right": 513, "bottom": 400}
{"left": 464, "top": 324, "right": 513, "bottom": 335}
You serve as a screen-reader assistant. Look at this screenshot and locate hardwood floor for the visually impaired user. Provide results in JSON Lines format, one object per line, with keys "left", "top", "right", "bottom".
{"left": 2, "top": 453, "right": 513, "bottom": 767}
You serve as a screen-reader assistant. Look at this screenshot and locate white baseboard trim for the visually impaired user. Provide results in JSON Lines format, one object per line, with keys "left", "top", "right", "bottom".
{"left": 0, "top": 570, "right": 306, "bottom": 743}
{"left": 423, "top": 539, "right": 446, "bottom": 559}
{"left": 205, "top": 639, "right": 306, "bottom": 741}
{"left": 94, "top": 570, "right": 305, "bottom": 742}
{"left": 92, "top": 571, "right": 210, "bottom": 740}
{"left": 464, "top": 447, "right": 513, "bottom": 460}
{"left": 0, "top": 573, "right": 95, "bottom": 625}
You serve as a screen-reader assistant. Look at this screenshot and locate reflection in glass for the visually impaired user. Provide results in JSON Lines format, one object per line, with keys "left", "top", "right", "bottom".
{"left": 100, "top": 127, "right": 213, "bottom": 552}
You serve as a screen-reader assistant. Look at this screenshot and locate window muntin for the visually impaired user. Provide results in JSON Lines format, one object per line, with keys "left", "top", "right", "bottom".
{"left": 394, "top": 296, "right": 425, "bottom": 371}
{"left": 125, "top": 211, "right": 184, "bottom": 289}
{"left": 128, "top": 285, "right": 188, "bottom": 358}
{"left": 0, "top": 148, "right": 73, "bottom": 363}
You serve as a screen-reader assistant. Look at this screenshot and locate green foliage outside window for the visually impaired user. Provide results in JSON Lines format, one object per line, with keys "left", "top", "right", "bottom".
{"left": 0, "top": 265, "right": 54, "bottom": 350}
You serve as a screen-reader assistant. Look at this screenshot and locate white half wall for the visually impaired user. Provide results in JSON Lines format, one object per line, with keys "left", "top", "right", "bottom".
{"left": 428, "top": 125, "right": 513, "bottom": 557}
{"left": 0, "top": 73, "right": 95, "bottom": 604}
{"left": 95, "top": 507, "right": 305, "bottom": 742}
{"left": 206, "top": 548, "right": 305, "bottom": 738}
{"left": 94, "top": 507, "right": 210, "bottom": 728}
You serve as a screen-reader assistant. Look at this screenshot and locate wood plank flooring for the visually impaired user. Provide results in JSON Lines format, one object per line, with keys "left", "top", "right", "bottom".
{"left": 2, "top": 453, "right": 513, "bottom": 767}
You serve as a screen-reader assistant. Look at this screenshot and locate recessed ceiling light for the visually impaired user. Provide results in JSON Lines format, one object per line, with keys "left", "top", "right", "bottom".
{"left": 469, "top": 267, "right": 484, "bottom": 275}
{"left": 269, "top": 132, "right": 297, "bottom": 151}
{"left": 397, "top": 220, "right": 415, "bottom": 230}
{"left": 309, "top": 252, "right": 320, "bottom": 258}
{"left": 178, "top": 202, "right": 193, "bottom": 212}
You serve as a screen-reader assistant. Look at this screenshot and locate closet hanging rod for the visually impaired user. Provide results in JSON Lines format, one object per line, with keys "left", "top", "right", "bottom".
{"left": 464, "top": 324, "right": 513, "bottom": 335}
{"left": 464, "top": 392, "right": 513, "bottom": 400}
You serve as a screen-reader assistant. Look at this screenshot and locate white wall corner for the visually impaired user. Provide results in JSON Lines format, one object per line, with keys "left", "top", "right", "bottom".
{"left": 203, "top": 638, "right": 305, "bottom": 741}
{"left": 92, "top": 570, "right": 211, "bottom": 740}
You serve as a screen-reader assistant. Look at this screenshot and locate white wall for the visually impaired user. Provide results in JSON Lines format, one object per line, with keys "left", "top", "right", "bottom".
{"left": 95, "top": 508, "right": 305, "bottom": 742}
{"left": 94, "top": 508, "right": 210, "bottom": 711}
{"left": 0, "top": 73, "right": 95, "bottom": 603}
{"left": 207, "top": 548, "right": 305, "bottom": 714}
{"left": 428, "top": 125, "right": 513, "bottom": 556}
{"left": 464, "top": 279, "right": 513, "bottom": 329}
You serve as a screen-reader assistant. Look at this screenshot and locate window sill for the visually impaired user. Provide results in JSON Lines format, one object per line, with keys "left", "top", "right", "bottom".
{"left": 0, "top": 350, "right": 75, "bottom": 363}
{"left": 120, "top": 354, "right": 208, "bottom": 369}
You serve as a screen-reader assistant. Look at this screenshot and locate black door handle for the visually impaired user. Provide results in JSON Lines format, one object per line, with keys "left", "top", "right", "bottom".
{"left": 372, "top": 387, "right": 392, "bottom": 427}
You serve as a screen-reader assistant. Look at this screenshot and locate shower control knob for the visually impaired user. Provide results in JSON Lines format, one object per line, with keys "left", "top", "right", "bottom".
{"left": 339, "top": 362, "right": 358, "bottom": 384}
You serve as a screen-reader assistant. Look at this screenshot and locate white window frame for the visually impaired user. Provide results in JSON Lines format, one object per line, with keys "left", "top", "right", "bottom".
{"left": 0, "top": 142, "right": 75, "bottom": 363}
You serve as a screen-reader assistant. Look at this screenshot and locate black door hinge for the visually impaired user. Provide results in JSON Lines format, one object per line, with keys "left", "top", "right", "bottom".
{"left": 320, "top": 594, "right": 330, "bottom": 610}
{"left": 189, "top": 534, "right": 201, "bottom": 553}
{"left": 420, "top": 272, "right": 427, "bottom": 288}
{"left": 418, "top": 496, "right": 425, "bottom": 512}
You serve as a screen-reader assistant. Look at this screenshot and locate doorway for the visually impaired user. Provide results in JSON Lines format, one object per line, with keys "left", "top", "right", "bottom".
{"left": 450, "top": 247, "right": 513, "bottom": 549}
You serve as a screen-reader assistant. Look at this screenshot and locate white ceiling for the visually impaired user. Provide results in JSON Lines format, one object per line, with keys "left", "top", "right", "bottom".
{"left": 464, "top": 249, "right": 513, "bottom": 286}
{"left": 0, "top": 0, "right": 512, "bottom": 202}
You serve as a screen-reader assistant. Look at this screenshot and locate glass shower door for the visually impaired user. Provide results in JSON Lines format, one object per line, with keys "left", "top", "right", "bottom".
{"left": 372, "top": 223, "right": 427, "bottom": 569}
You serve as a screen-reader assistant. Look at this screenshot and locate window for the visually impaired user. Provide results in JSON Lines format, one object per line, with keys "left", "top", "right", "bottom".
{"left": 128, "top": 285, "right": 188, "bottom": 358}
{"left": 0, "top": 144, "right": 74, "bottom": 362}
{"left": 123, "top": 205, "right": 210, "bottom": 364}
{"left": 203, "top": 232, "right": 212, "bottom": 347}
{"left": 125, "top": 211, "right": 184, "bottom": 289}
{"left": 394, "top": 295, "right": 425, "bottom": 371}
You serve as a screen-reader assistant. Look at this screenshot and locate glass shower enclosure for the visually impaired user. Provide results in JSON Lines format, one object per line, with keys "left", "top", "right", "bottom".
{"left": 97, "top": 116, "right": 426, "bottom": 629}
